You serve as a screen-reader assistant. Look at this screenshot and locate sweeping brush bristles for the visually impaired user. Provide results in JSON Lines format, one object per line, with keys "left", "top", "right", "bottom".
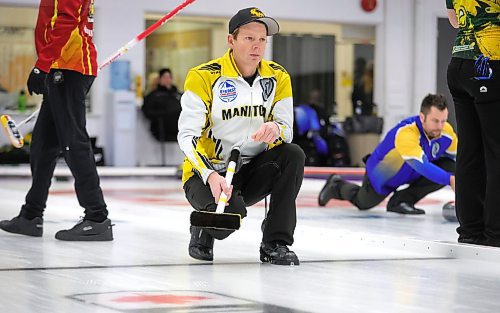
{"left": 190, "top": 211, "right": 241, "bottom": 230}
{"left": 1, "top": 115, "right": 24, "bottom": 148}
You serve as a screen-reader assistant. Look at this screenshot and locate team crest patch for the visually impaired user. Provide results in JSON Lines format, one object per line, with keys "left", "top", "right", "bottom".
{"left": 53, "top": 71, "right": 64, "bottom": 84}
{"left": 260, "top": 78, "right": 274, "bottom": 102}
{"left": 431, "top": 142, "right": 440, "bottom": 158}
{"left": 218, "top": 80, "right": 237, "bottom": 103}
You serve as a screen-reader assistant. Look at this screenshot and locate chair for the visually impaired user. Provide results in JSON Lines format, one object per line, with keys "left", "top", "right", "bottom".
{"left": 294, "top": 104, "right": 329, "bottom": 156}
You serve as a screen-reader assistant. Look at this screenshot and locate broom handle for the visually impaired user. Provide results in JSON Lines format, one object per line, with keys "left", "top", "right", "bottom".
{"left": 99, "top": 0, "right": 195, "bottom": 69}
{"left": 16, "top": 110, "right": 39, "bottom": 127}
{"left": 216, "top": 160, "right": 236, "bottom": 212}
{"left": 216, "top": 148, "right": 241, "bottom": 212}
{"left": 14, "top": 0, "right": 196, "bottom": 127}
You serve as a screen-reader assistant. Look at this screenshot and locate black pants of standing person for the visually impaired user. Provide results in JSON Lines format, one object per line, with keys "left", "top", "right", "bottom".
{"left": 339, "top": 158, "right": 455, "bottom": 210}
{"left": 183, "top": 143, "right": 305, "bottom": 245}
{"left": 20, "top": 69, "right": 108, "bottom": 222}
{"left": 447, "top": 57, "right": 500, "bottom": 243}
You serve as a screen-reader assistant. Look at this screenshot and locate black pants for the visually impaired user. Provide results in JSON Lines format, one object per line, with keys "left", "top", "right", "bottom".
{"left": 21, "top": 69, "right": 107, "bottom": 221}
{"left": 183, "top": 143, "right": 305, "bottom": 245}
{"left": 339, "top": 158, "right": 455, "bottom": 210}
{"left": 447, "top": 57, "right": 500, "bottom": 240}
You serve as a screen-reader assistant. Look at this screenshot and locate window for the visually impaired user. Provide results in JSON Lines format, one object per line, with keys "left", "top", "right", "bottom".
{"left": 0, "top": 7, "right": 37, "bottom": 95}
{"left": 144, "top": 17, "right": 225, "bottom": 94}
{"left": 271, "top": 21, "right": 375, "bottom": 119}
{"left": 273, "top": 34, "right": 335, "bottom": 115}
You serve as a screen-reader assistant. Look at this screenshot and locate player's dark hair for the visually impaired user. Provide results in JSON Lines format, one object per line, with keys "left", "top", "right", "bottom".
{"left": 420, "top": 94, "right": 447, "bottom": 115}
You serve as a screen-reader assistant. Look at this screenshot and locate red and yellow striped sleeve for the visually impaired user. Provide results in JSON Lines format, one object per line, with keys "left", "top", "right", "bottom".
{"left": 35, "top": 0, "right": 98, "bottom": 76}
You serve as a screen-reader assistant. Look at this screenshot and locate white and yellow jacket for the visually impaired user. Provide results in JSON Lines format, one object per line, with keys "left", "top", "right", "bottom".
{"left": 177, "top": 50, "right": 294, "bottom": 184}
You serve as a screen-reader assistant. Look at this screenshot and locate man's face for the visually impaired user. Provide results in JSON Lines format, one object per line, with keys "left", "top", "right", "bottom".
{"left": 159, "top": 72, "right": 173, "bottom": 88}
{"left": 420, "top": 106, "right": 448, "bottom": 139}
{"left": 228, "top": 22, "right": 268, "bottom": 71}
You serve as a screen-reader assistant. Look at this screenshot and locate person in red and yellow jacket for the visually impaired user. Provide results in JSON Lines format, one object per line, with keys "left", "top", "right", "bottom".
{"left": 0, "top": 0, "right": 113, "bottom": 241}
{"left": 34, "top": 0, "right": 98, "bottom": 76}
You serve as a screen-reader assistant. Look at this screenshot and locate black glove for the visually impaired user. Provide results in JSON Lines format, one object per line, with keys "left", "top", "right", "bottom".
{"left": 27, "top": 67, "right": 48, "bottom": 95}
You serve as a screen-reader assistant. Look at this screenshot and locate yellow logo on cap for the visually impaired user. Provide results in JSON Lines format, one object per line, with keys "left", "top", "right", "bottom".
{"left": 250, "top": 8, "right": 265, "bottom": 18}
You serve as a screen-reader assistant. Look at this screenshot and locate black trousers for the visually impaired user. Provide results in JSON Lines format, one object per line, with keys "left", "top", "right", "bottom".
{"left": 339, "top": 158, "right": 455, "bottom": 210}
{"left": 183, "top": 143, "right": 305, "bottom": 245}
{"left": 447, "top": 57, "right": 500, "bottom": 240}
{"left": 21, "top": 69, "right": 107, "bottom": 221}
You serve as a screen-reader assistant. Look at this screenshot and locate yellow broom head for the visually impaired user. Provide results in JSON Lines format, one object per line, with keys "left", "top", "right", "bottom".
{"left": 1, "top": 115, "right": 24, "bottom": 148}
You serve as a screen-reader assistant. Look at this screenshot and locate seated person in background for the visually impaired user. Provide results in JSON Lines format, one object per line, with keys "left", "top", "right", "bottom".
{"left": 142, "top": 68, "right": 182, "bottom": 142}
{"left": 351, "top": 61, "right": 375, "bottom": 115}
{"left": 318, "top": 94, "right": 457, "bottom": 215}
{"left": 307, "top": 89, "right": 330, "bottom": 135}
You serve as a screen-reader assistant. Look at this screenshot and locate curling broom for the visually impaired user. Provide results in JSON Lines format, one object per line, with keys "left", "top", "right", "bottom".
{"left": 190, "top": 149, "right": 242, "bottom": 230}
{"left": 1, "top": 110, "right": 38, "bottom": 148}
{"left": 1, "top": 0, "right": 196, "bottom": 149}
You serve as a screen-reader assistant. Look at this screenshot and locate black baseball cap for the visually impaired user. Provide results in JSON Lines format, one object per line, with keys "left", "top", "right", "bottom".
{"left": 229, "top": 7, "right": 279, "bottom": 36}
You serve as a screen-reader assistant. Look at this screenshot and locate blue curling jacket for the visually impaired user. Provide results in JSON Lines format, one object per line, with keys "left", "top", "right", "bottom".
{"left": 366, "top": 116, "right": 457, "bottom": 196}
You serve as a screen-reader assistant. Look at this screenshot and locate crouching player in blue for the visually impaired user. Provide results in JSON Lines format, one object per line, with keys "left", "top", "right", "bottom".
{"left": 319, "top": 94, "right": 457, "bottom": 215}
